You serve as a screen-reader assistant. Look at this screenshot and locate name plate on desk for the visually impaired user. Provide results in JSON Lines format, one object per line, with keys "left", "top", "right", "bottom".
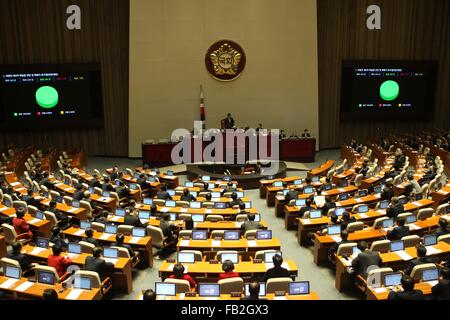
{"left": 166, "top": 259, "right": 176, "bottom": 263}
{"left": 209, "top": 260, "right": 219, "bottom": 264}
{"left": 15, "top": 281, "right": 34, "bottom": 292}
{"left": 211, "top": 240, "right": 221, "bottom": 247}
{"left": 330, "top": 235, "right": 342, "bottom": 242}
{"left": 247, "top": 240, "right": 257, "bottom": 247}
{"left": 179, "top": 240, "right": 190, "bottom": 246}
{"left": 74, "top": 229, "right": 85, "bottom": 236}
{"left": 253, "top": 259, "right": 262, "bottom": 264}
{"left": 185, "top": 292, "right": 197, "bottom": 297}
{"left": 274, "top": 291, "right": 286, "bottom": 296}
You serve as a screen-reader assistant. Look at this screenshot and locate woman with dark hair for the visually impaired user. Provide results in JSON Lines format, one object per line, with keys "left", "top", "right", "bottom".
{"left": 218, "top": 260, "right": 240, "bottom": 281}
{"left": 168, "top": 263, "right": 197, "bottom": 289}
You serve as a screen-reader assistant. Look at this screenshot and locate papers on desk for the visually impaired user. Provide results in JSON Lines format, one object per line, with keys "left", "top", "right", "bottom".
{"left": 408, "top": 224, "right": 421, "bottom": 231}
{"left": 211, "top": 240, "right": 221, "bottom": 247}
{"left": 140, "top": 219, "right": 147, "bottom": 225}
{"left": 377, "top": 210, "right": 386, "bottom": 215}
{"left": 180, "top": 208, "right": 188, "bottom": 213}
{"left": 338, "top": 188, "right": 346, "bottom": 192}
{"left": 358, "top": 214, "right": 368, "bottom": 219}
{"left": 30, "top": 247, "right": 46, "bottom": 255}
{"left": 235, "top": 222, "right": 243, "bottom": 228}
{"left": 160, "top": 208, "right": 169, "bottom": 213}
{"left": 179, "top": 293, "right": 185, "bottom": 299}
{"left": 16, "top": 187, "right": 26, "bottom": 192}
{"left": 55, "top": 183, "right": 64, "bottom": 187}
{"left": 373, "top": 287, "right": 387, "bottom": 293}
{"left": 67, "top": 253, "right": 79, "bottom": 259}
{"left": 314, "top": 196, "right": 326, "bottom": 207}
{"left": 302, "top": 219, "right": 311, "bottom": 224}
{"left": 166, "top": 264, "right": 175, "bottom": 271}
{"left": 66, "top": 289, "right": 84, "bottom": 300}
{"left": 426, "top": 246, "right": 442, "bottom": 255}
{"left": 103, "top": 258, "right": 118, "bottom": 265}
{"left": 396, "top": 250, "right": 413, "bottom": 261}
{"left": 330, "top": 235, "right": 342, "bottom": 242}
{"left": 15, "top": 281, "right": 34, "bottom": 292}
{"left": 110, "top": 215, "right": 121, "bottom": 222}
{"left": 211, "top": 198, "right": 220, "bottom": 202}
{"left": 273, "top": 296, "right": 287, "bottom": 300}
{"left": 341, "top": 258, "right": 352, "bottom": 267}
{"left": 0, "top": 206, "right": 8, "bottom": 212}
{"left": 99, "top": 234, "right": 112, "bottom": 240}
{"left": 205, "top": 209, "right": 213, "bottom": 214}
{"left": 412, "top": 201, "right": 423, "bottom": 207}
{"left": 27, "top": 218, "right": 40, "bottom": 225}
{"left": 129, "top": 237, "right": 141, "bottom": 244}
{"left": 438, "top": 190, "right": 448, "bottom": 195}
{"left": 10, "top": 182, "right": 20, "bottom": 186}
{"left": 247, "top": 240, "right": 257, "bottom": 247}
{"left": 74, "top": 229, "right": 85, "bottom": 236}
{"left": 68, "top": 208, "right": 79, "bottom": 213}
{"left": 335, "top": 202, "right": 342, "bottom": 207}
{"left": 179, "top": 240, "right": 190, "bottom": 247}
{"left": 425, "top": 280, "right": 439, "bottom": 287}
{"left": 0, "top": 278, "right": 19, "bottom": 289}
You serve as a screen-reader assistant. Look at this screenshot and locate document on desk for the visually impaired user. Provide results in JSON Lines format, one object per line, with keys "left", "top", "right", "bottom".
{"left": 0, "top": 278, "right": 19, "bottom": 289}
{"left": 68, "top": 208, "right": 79, "bottom": 213}
{"left": 205, "top": 209, "right": 213, "bottom": 214}
{"left": 66, "top": 289, "right": 84, "bottom": 300}
{"left": 0, "top": 206, "right": 8, "bottom": 212}
{"left": 30, "top": 247, "right": 46, "bottom": 255}
{"left": 396, "top": 250, "right": 413, "bottom": 261}
{"left": 129, "top": 237, "right": 141, "bottom": 244}
{"left": 10, "top": 182, "right": 20, "bottom": 186}
{"left": 15, "top": 281, "right": 34, "bottom": 292}
{"left": 358, "top": 214, "right": 368, "bottom": 219}
{"left": 67, "top": 253, "right": 79, "bottom": 259}
{"left": 373, "top": 287, "right": 387, "bottom": 293}
{"left": 335, "top": 202, "right": 341, "bottom": 207}
{"left": 341, "top": 258, "right": 352, "bottom": 267}
{"left": 166, "top": 264, "right": 175, "bottom": 271}
{"left": 110, "top": 216, "right": 121, "bottom": 222}
{"left": 180, "top": 208, "right": 188, "bottom": 213}
{"left": 247, "top": 240, "right": 257, "bottom": 247}
{"left": 438, "top": 190, "right": 448, "bottom": 195}
{"left": 281, "top": 262, "right": 290, "bottom": 270}
{"left": 55, "top": 183, "right": 64, "bottom": 187}
{"left": 412, "top": 201, "right": 422, "bottom": 207}
{"left": 425, "top": 280, "right": 439, "bottom": 287}
{"left": 74, "top": 229, "right": 85, "bottom": 236}
{"left": 211, "top": 240, "right": 221, "bottom": 247}
{"left": 27, "top": 218, "right": 40, "bottom": 225}
{"left": 408, "top": 224, "right": 421, "bottom": 231}
{"left": 338, "top": 188, "right": 346, "bottom": 193}
{"left": 330, "top": 236, "right": 342, "bottom": 242}
{"left": 426, "top": 246, "right": 442, "bottom": 255}
{"left": 302, "top": 219, "right": 311, "bottom": 224}
{"left": 103, "top": 258, "right": 118, "bottom": 265}
{"left": 377, "top": 210, "right": 386, "bottom": 215}
{"left": 99, "top": 234, "right": 112, "bottom": 240}
{"left": 160, "top": 208, "right": 169, "bottom": 213}
{"left": 179, "top": 240, "right": 190, "bottom": 247}
{"left": 355, "top": 198, "right": 364, "bottom": 203}
{"left": 273, "top": 296, "right": 287, "bottom": 300}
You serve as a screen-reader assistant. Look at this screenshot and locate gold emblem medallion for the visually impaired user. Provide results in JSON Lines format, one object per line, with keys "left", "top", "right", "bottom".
{"left": 205, "top": 40, "right": 246, "bottom": 81}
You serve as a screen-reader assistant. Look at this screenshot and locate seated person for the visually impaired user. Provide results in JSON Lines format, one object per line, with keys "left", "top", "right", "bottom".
{"left": 327, "top": 230, "right": 350, "bottom": 264}
{"left": 262, "top": 254, "right": 290, "bottom": 282}
{"left": 237, "top": 202, "right": 249, "bottom": 215}
{"left": 156, "top": 185, "right": 172, "bottom": 200}
{"left": 109, "top": 166, "right": 120, "bottom": 181}
{"left": 156, "top": 214, "right": 178, "bottom": 258}
{"left": 142, "top": 289, "right": 157, "bottom": 300}
{"left": 360, "top": 163, "right": 369, "bottom": 177}
{"left": 204, "top": 193, "right": 212, "bottom": 202}
{"left": 285, "top": 186, "right": 300, "bottom": 204}
{"left": 115, "top": 181, "right": 130, "bottom": 199}
{"left": 380, "top": 181, "right": 394, "bottom": 201}
{"left": 85, "top": 247, "right": 115, "bottom": 281}
{"left": 200, "top": 182, "right": 209, "bottom": 192}
{"left": 180, "top": 188, "right": 196, "bottom": 202}
{"left": 149, "top": 204, "right": 158, "bottom": 217}
{"left": 404, "top": 245, "right": 433, "bottom": 276}
{"left": 301, "top": 129, "right": 311, "bottom": 138}
{"left": 229, "top": 193, "right": 243, "bottom": 208}
{"left": 340, "top": 211, "right": 356, "bottom": 231}
{"left": 42, "top": 289, "right": 58, "bottom": 300}
{"left": 21, "top": 189, "right": 39, "bottom": 207}
{"left": 113, "top": 233, "right": 136, "bottom": 258}
{"left": 89, "top": 174, "right": 102, "bottom": 189}
{"left": 12, "top": 207, "right": 33, "bottom": 240}
{"left": 223, "top": 182, "right": 236, "bottom": 194}
{"left": 435, "top": 218, "right": 450, "bottom": 238}
{"left": 406, "top": 174, "right": 422, "bottom": 195}
{"left": 351, "top": 241, "right": 381, "bottom": 278}
{"left": 84, "top": 228, "right": 101, "bottom": 247}
{"left": 8, "top": 242, "right": 34, "bottom": 272}
{"left": 73, "top": 184, "right": 84, "bottom": 201}
{"left": 431, "top": 268, "right": 450, "bottom": 300}
{"left": 41, "top": 172, "right": 55, "bottom": 190}
{"left": 241, "top": 281, "right": 266, "bottom": 300}
{"left": 102, "top": 177, "right": 115, "bottom": 192}
{"left": 240, "top": 213, "right": 263, "bottom": 232}
{"left": 48, "top": 245, "right": 72, "bottom": 277}
{"left": 82, "top": 191, "right": 100, "bottom": 211}
{"left": 387, "top": 275, "right": 424, "bottom": 300}
{"left": 50, "top": 226, "right": 68, "bottom": 249}
{"left": 124, "top": 208, "right": 148, "bottom": 227}
{"left": 387, "top": 218, "right": 409, "bottom": 241}
{"left": 321, "top": 196, "right": 336, "bottom": 214}
{"left": 136, "top": 173, "right": 148, "bottom": 189}
{"left": 94, "top": 210, "right": 109, "bottom": 224}
{"left": 386, "top": 197, "right": 404, "bottom": 219}
{"left": 168, "top": 263, "right": 197, "bottom": 289}
{"left": 218, "top": 260, "right": 240, "bottom": 281}
{"left": 298, "top": 197, "right": 314, "bottom": 219}
{"left": 48, "top": 201, "right": 70, "bottom": 227}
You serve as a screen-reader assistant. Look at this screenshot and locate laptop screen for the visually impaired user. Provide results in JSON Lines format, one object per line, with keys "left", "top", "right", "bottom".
{"left": 190, "top": 191, "right": 198, "bottom": 198}
{"left": 102, "top": 191, "right": 110, "bottom": 198}
{"left": 245, "top": 283, "right": 266, "bottom": 297}
{"left": 138, "top": 210, "right": 150, "bottom": 220}
{"left": 264, "top": 251, "right": 282, "bottom": 263}
{"left": 5, "top": 265, "right": 20, "bottom": 279}
{"left": 358, "top": 205, "right": 369, "bottom": 213}
{"left": 177, "top": 252, "right": 195, "bottom": 264}
{"left": 379, "top": 200, "right": 389, "bottom": 209}
{"left": 56, "top": 196, "right": 63, "bottom": 203}
{"left": 167, "top": 170, "right": 174, "bottom": 176}
{"left": 214, "top": 202, "right": 227, "bottom": 209}
{"left": 185, "top": 182, "right": 194, "bottom": 188}
{"left": 130, "top": 184, "right": 137, "bottom": 191}
{"left": 220, "top": 252, "right": 239, "bottom": 264}
{"left": 167, "top": 190, "right": 176, "bottom": 196}
{"left": 104, "top": 247, "right": 119, "bottom": 258}
{"left": 374, "top": 186, "right": 382, "bottom": 194}
{"left": 424, "top": 234, "right": 437, "bottom": 247}
{"left": 208, "top": 183, "right": 216, "bottom": 190}
{"left": 244, "top": 201, "right": 252, "bottom": 209}
{"left": 405, "top": 215, "right": 417, "bottom": 224}
{"left": 147, "top": 176, "right": 156, "bottom": 183}
{"left": 143, "top": 198, "right": 153, "bottom": 205}
{"left": 235, "top": 191, "right": 244, "bottom": 198}
{"left": 38, "top": 270, "right": 56, "bottom": 285}
{"left": 335, "top": 208, "right": 346, "bottom": 216}
{"left": 384, "top": 272, "right": 402, "bottom": 287}
{"left": 303, "top": 187, "right": 314, "bottom": 194}
{"left": 390, "top": 240, "right": 404, "bottom": 252}
{"left": 211, "top": 192, "right": 221, "bottom": 198}
{"left": 224, "top": 231, "right": 240, "bottom": 240}
{"left": 75, "top": 277, "right": 92, "bottom": 290}
{"left": 293, "top": 179, "right": 302, "bottom": 185}
{"left": 309, "top": 210, "right": 322, "bottom": 219}
{"left": 190, "top": 201, "right": 201, "bottom": 209}
{"left": 358, "top": 190, "right": 368, "bottom": 197}
{"left": 200, "top": 176, "right": 211, "bottom": 182}
{"left": 36, "top": 237, "right": 49, "bottom": 249}
{"left": 312, "top": 177, "right": 320, "bottom": 183}
{"left": 382, "top": 219, "right": 394, "bottom": 228}
{"left": 282, "top": 189, "right": 289, "bottom": 196}
{"left": 115, "top": 208, "right": 126, "bottom": 217}
{"left": 80, "top": 221, "right": 91, "bottom": 229}
{"left": 327, "top": 225, "right": 341, "bottom": 235}
{"left": 170, "top": 213, "right": 177, "bottom": 221}
{"left": 295, "top": 199, "right": 306, "bottom": 207}
{"left": 191, "top": 214, "right": 204, "bottom": 222}
{"left": 68, "top": 243, "right": 82, "bottom": 254}
{"left": 192, "top": 230, "right": 208, "bottom": 240}
{"left": 273, "top": 181, "right": 283, "bottom": 187}
{"left": 35, "top": 211, "right": 45, "bottom": 220}
{"left": 422, "top": 268, "right": 439, "bottom": 282}
{"left": 198, "top": 283, "right": 220, "bottom": 297}
{"left": 340, "top": 193, "right": 349, "bottom": 200}
{"left": 165, "top": 200, "right": 176, "bottom": 207}
{"left": 256, "top": 230, "right": 272, "bottom": 240}
{"left": 352, "top": 247, "right": 362, "bottom": 256}
{"left": 104, "top": 224, "right": 118, "bottom": 234}
{"left": 324, "top": 184, "right": 332, "bottom": 191}
{"left": 254, "top": 214, "right": 261, "bottom": 222}
{"left": 132, "top": 227, "right": 146, "bottom": 238}
{"left": 289, "top": 281, "right": 310, "bottom": 295}
{"left": 399, "top": 197, "right": 408, "bottom": 205}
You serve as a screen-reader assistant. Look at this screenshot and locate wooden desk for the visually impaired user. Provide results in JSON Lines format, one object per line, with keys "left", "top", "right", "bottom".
{"left": 274, "top": 193, "right": 312, "bottom": 219}
{"left": 431, "top": 184, "right": 450, "bottom": 208}
{"left": 147, "top": 292, "right": 320, "bottom": 300}
{"left": 259, "top": 176, "right": 301, "bottom": 199}
{"left": 40, "top": 198, "right": 87, "bottom": 220}
{"left": 307, "top": 160, "right": 335, "bottom": 178}
{"left": 21, "top": 244, "right": 133, "bottom": 294}
{"left": 62, "top": 227, "right": 153, "bottom": 268}
{"left": 0, "top": 206, "right": 52, "bottom": 238}
{"left": 366, "top": 282, "right": 433, "bottom": 300}
{"left": 0, "top": 236, "right": 6, "bottom": 260}
{"left": 0, "top": 276, "right": 101, "bottom": 300}
{"left": 158, "top": 260, "right": 298, "bottom": 281}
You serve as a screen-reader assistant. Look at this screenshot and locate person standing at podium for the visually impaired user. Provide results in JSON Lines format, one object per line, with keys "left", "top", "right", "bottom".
{"left": 223, "top": 113, "right": 235, "bottom": 129}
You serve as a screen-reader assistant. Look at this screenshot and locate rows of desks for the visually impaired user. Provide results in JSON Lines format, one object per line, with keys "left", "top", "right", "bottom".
{"left": 148, "top": 292, "right": 320, "bottom": 300}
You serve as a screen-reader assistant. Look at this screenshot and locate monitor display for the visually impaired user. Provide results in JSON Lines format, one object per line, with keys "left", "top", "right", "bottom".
{"left": 103, "top": 247, "right": 118, "bottom": 259}
{"left": 74, "top": 277, "right": 92, "bottom": 290}
{"left": 374, "top": 186, "right": 382, "bottom": 194}
{"left": 335, "top": 208, "right": 346, "bottom": 216}
{"left": 132, "top": 227, "right": 146, "bottom": 238}
{"left": 208, "top": 183, "right": 215, "bottom": 190}
{"left": 295, "top": 199, "right": 306, "bottom": 207}
{"left": 177, "top": 252, "right": 195, "bottom": 264}
{"left": 339, "top": 193, "right": 349, "bottom": 200}
{"left": 115, "top": 208, "right": 126, "bottom": 217}
{"left": 143, "top": 198, "right": 153, "bottom": 205}
{"left": 35, "top": 211, "right": 45, "bottom": 220}
{"left": 327, "top": 225, "right": 341, "bottom": 235}
{"left": 190, "top": 201, "right": 201, "bottom": 209}
{"left": 309, "top": 210, "right": 322, "bottom": 219}
{"left": 340, "top": 179, "right": 349, "bottom": 187}
{"left": 352, "top": 247, "right": 362, "bottom": 256}
{"left": 68, "top": 243, "right": 82, "bottom": 254}
{"left": 423, "top": 234, "right": 437, "bottom": 247}
{"left": 80, "top": 221, "right": 91, "bottom": 229}
{"left": 104, "top": 224, "right": 117, "bottom": 234}
{"left": 324, "top": 184, "right": 333, "bottom": 191}
{"left": 382, "top": 219, "right": 394, "bottom": 228}
{"left": 211, "top": 192, "right": 221, "bottom": 198}
{"left": 165, "top": 200, "right": 176, "bottom": 208}
{"left": 273, "top": 181, "right": 283, "bottom": 187}
{"left": 198, "top": 283, "right": 220, "bottom": 297}
{"left": 384, "top": 272, "right": 402, "bottom": 287}
{"left": 293, "top": 179, "right": 302, "bottom": 185}
{"left": 214, "top": 202, "right": 227, "bottom": 209}
{"left": 130, "top": 183, "right": 137, "bottom": 190}
{"left": 167, "top": 190, "right": 176, "bottom": 196}
{"left": 340, "top": 60, "right": 437, "bottom": 121}
{"left": 379, "top": 200, "right": 389, "bottom": 209}
{"left": 312, "top": 177, "right": 319, "bottom": 183}
{"left": 422, "top": 268, "right": 439, "bottom": 282}
{"left": 71, "top": 200, "right": 80, "bottom": 208}
{"left": 358, "top": 190, "right": 368, "bottom": 197}
{"left": 264, "top": 251, "right": 282, "bottom": 263}
{"left": 56, "top": 196, "right": 63, "bottom": 203}
{"left": 169, "top": 213, "right": 177, "bottom": 221}
{"left": 5, "top": 265, "right": 20, "bottom": 279}
{"left": 358, "top": 205, "right": 369, "bottom": 213}
{"left": 235, "top": 191, "right": 244, "bottom": 198}
{"left": 38, "top": 270, "right": 56, "bottom": 285}
{"left": 254, "top": 214, "right": 261, "bottom": 222}
{"left": 192, "top": 230, "right": 207, "bottom": 240}
{"left": 191, "top": 214, "right": 204, "bottom": 222}
{"left": 102, "top": 191, "right": 110, "bottom": 198}
{"left": 185, "top": 182, "right": 194, "bottom": 188}
{"left": 303, "top": 187, "right": 314, "bottom": 194}
{"left": 224, "top": 231, "right": 240, "bottom": 240}
{"left": 244, "top": 202, "right": 251, "bottom": 209}
{"left": 220, "top": 252, "right": 239, "bottom": 264}
{"left": 390, "top": 240, "right": 404, "bottom": 252}
{"left": 399, "top": 197, "right": 408, "bottom": 205}
{"left": 138, "top": 210, "right": 150, "bottom": 220}
{"left": 190, "top": 191, "right": 198, "bottom": 198}
{"left": 167, "top": 170, "right": 174, "bottom": 176}
{"left": 405, "top": 215, "right": 417, "bottom": 224}
{"left": 201, "top": 176, "right": 211, "bottom": 182}
{"left": 36, "top": 237, "right": 49, "bottom": 249}
{"left": 289, "top": 281, "right": 310, "bottom": 295}
{"left": 256, "top": 230, "right": 272, "bottom": 240}
{"left": 155, "top": 282, "right": 176, "bottom": 296}
{"left": 245, "top": 283, "right": 266, "bottom": 297}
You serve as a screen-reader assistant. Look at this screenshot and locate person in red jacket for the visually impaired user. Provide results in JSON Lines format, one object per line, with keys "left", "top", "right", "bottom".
{"left": 168, "top": 263, "right": 197, "bottom": 289}
{"left": 48, "top": 245, "right": 72, "bottom": 277}
{"left": 218, "top": 260, "right": 240, "bottom": 281}
{"left": 12, "top": 207, "right": 33, "bottom": 240}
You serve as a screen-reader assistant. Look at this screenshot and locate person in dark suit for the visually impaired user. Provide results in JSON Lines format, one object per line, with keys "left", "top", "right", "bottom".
{"left": 380, "top": 181, "right": 394, "bottom": 202}
{"left": 360, "top": 163, "right": 369, "bottom": 177}
{"left": 20, "top": 189, "right": 38, "bottom": 207}
{"left": 387, "top": 218, "right": 409, "bottom": 240}
{"left": 285, "top": 186, "right": 300, "bottom": 204}
{"left": 229, "top": 193, "right": 243, "bottom": 208}
{"left": 340, "top": 211, "right": 356, "bottom": 231}
{"left": 351, "top": 241, "right": 381, "bottom": 278}
{"left": 241, "top": 282, "right": 266, "bottom": 300}
{"left": 328, "top": 230, "right": 350, "bottom": 264}
{"left": 89, "top": 175, "right": 102, "bottom": 189}
{"left": 240, "top": 213, "right": 263, "bottom": 232}
{"left": 113, "top": 233, "right": 136, "bottom": 258}
{"left": 386, "top": 197, "right": 404, "bottom": 219}
{"left": 180, "top": 188, "right": 196, "bottom": 202}
{"left": 431, "top": 268, "right": 450, "bottom": 300}
{"left": 48, "top": 201, "right": 70, "bottom": 227}
{"left": 124, "top": 209, "right": 148, "bottom": 228}
{"left": 115, "top": 181, "right": 130, "bottom": 199}
{"left": 156, "top": 214, "right": 178, "bottom": 258}
{"left": 50, "top": 226, "right": 67, "bottom": 249}
{"left": 223, "top": 113, "right": 235, "bottom": 129}
{"left": 136, "top": 173, "right": 148, "bottom": 190}
{"left": 388, "top": 275, "right": 425, "bottom": 300}
{"left": 8, "top": 242, "right": 34, "bottom": 272}
{"left": 156, "top": 185, "right": 172, "bottom": 200}
{"left": 404, "top": 245, "right": 434, "bottom": 275}
{"left": 301, "top": 129, "right": 311, "bottom": 138}
{"left": 142, "top": 289, "right": 156, "bottom": 300}
{"left": 223, "top": 182, "right": 237, "bottom": 194}
{"left": 41, "top": 172, "right": 56, "bottom": 190}
{"left": 110, "top": 167, "right": 120, "bottom": 181}
{"left": 321, "top": 196, "right": 337, "bottom": 214}
{"left": 85, "top": 247, "right": 115, "bottom": 280}
{"left": 393, "top": 153, "right": 406, "bottom": 171}
{"left": 298, "top": 197, "right": 314, "bottom": 219}
{"left": 435, "top": 218, "right": 450, "bottom": 238}
{"left": 84, "top": 228, "right": 100, "bottom": 247}
{"left": 262, "top": 254, "right": 290, "bottom": 282}
{"left": 102, "top": 177, "right": 115, "bottom": 192}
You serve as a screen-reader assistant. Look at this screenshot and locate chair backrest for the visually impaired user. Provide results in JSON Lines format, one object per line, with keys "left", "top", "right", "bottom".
{"left": 367, "top": 267, "right": 394, "bottom": 288}
{"left": 236, "top": 214, "right": 248, "bottom": 222}
{"left": 93, "top": 187, "right": 102, "bottom": 196}
{"left": 401, "top": 235, "right": 421, "bottom": 248}
{"left": 397, "top": 212, "right": 413, "bottom": 220}
{"left": 50, "top": 190, "right": 61, "bottom": 201}
{"left": 153, "top": 199, "right": 165, "bottom": 206}
{"left": 179, "top": 230, "right": 193, "bottom": 238}
{"left": 176, "top": 201, "right": 189, "bottom": 208}
{"left": 218, "top": 277, "right": 244, "bottom": 294}
{"left": 211, "top": 230, "right": 225, "bottom": 239}
{"left": 34, "top": 265, "right": 60, "bottom": 283}
{"left": 223, "top": 192, "right": 233, "bottom": 198}
{"left": 74, "top": 270, "right": 101, "bottom": 288}
{"left": 179, "top": 250, "right": 203, "bottom": 262}
{"left": 206, "top": 215, "right": 224, "bottom": 222}
{"left": 417, "top": 208, "right": 434, "bottom": 220}
{"left": 244, "top": 230, "right": 257, "bottom": 239}
{"left": 178, "top": 214, "right": 192, "bottom": 221}
{"left": 147, "top": 226, "right": 164, "bottom": 248}
{"left": 91, "top": 222, "right": 106, "bottom": 233}
{"left": 346, "top": 222, "right": 364, "bottom": 232}
{"left": 421, "top": 184, "right": 429, "bottom": 198}
{"left": 436, "top": 203, "right": 449, "bottom": 216}
{"left": 410, "top": 263, "right": 437, "bottom": 281}
{"left": 13, "top": 201, "right": 28, "bottom": 213}
{"left": 63, "top": 196, "right": 73, "bottom": 206}
{"left": 110, "top": 246, "right": 131, "bottom": 259}
{"left": 79, "top": 200, "right": 93, "bottom": 219}
{"left": 117, "top": 224, "right": 133, "bottom": 236}
{"left": 336, "top": 242, "right": 358, "bottom": 256}
{"left": 354, "top": 174, "right": 363, "bottom": 187}
{"left": 216, "top": 250, "right": 239, "bottom": 262}
{"left": 27, "top": 205, "right": 38, "bottom": 216}
{"left": 43, "top": 211, "right": 58, "bottom": 228}
{"left": 373, "top": 217, "right": 390, "bottom": 229}
{"left": 79, "top": 241, "right": 95, "bottom": 254}
{"left": 1, "top": 257, "right": 22, "bottom": 276}
{"left": 266, "top": 277, "right": 293, "bottom": 293}
{"left": 164, "top": 278, "right": 191, "bottom": 293}
{"left": 438, "top": 234, "right": 450, "bottom": 244}
{"left": 369, "top": 240, "right": 391, "bottom": 253}
{"left": 201, "top": 201, "right": 214, "bottom": 209}
{"left": 110, "top": 192, "right": 120, "bottom": 205}
{"left": 254, "top": 250, "right": 278, "bottom": 260}
{"left": 3, "top": 194, "right": 13, "bottom": 207}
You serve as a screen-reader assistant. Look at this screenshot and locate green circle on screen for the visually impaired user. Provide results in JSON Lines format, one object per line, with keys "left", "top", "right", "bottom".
{"left": 36, "top": 86, "right": 59, "bottom": 109}
{"left": 380, "top": 80, "right": 399, "bottom": 101}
